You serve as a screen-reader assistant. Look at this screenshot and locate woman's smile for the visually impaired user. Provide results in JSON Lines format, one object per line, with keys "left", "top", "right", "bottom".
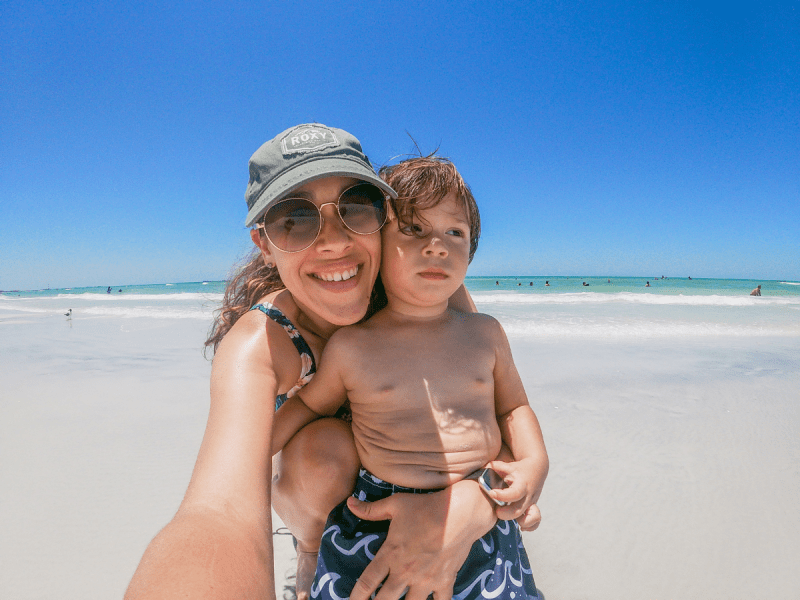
{"left": 310, "top": 265, "right": 360, "bottom": 282}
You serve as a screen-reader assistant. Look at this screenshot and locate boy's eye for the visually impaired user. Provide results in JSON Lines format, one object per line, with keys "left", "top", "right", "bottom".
{"left": 447, "top": 228, "right": 465, "bottom": 237}
{"left": 400, "top": 223, "right": 425, "bottom": 235}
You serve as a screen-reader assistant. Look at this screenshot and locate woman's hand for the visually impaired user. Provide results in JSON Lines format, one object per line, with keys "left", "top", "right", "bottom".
{"left": 486, "top": 458, "right": 544, "bottom": 530}
{"left": 346, "top": 479, "right": 496, "bottom": 600}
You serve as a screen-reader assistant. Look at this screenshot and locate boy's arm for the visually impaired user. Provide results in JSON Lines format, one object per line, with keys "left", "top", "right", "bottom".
{"left": 488, "top": 318, "right": 549, "bottom": 517}
{"left": 270, "top": 332, "right": 352, "bottom": 455}
{"left": 270, "top": 397, "right": 321, "bottom": 456}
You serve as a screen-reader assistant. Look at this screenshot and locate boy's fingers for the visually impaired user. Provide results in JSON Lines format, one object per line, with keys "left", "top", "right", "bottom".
{"left": 516, "top": 505, "right": 542, "bottom": 531}
{"left": 486, "top": 460, "right": 513, "bottom": 476}
{"left": 494, "top": 502, "right": 524, "bottom": 521}
{"left": 490, "top": 479, "right": 525, "bottom": 504}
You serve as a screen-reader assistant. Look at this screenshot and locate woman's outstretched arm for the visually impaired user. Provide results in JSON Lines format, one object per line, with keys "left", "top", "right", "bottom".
{"left": 125, "top": 311, "right": 285, "bottom": 600}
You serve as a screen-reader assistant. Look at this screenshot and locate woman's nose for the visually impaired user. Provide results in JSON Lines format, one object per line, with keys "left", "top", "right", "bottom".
{"left": 315, "top": 203, "right": 353, "bottom": 251}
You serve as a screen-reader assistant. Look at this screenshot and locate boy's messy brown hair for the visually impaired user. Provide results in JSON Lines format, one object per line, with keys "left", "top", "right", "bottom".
{"left": 379, "top": 156, "right": 481, "bottom": 263}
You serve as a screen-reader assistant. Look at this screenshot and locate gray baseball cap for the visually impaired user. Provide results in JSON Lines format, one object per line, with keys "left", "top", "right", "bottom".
{"left": 244, "top": 123, "right": 397, "bottom": 227}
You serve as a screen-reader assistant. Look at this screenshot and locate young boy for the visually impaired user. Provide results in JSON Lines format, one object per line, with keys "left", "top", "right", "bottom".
{"left": 274, "top": 157, "right": 548, "bottom": 600}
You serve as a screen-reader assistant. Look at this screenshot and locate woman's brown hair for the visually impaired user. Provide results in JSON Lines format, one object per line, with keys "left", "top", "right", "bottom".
{"left": 204, "top": 244, "right": 283, "bottom": 355}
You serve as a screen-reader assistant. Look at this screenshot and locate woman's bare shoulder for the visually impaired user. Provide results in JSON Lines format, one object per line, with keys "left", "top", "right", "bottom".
{"left": 213, "top": 302, "right": 300, "bottom": 391}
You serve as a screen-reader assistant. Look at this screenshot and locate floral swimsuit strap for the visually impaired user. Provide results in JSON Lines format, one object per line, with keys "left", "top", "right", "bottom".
{"left": 250, "top": 302, "right": 317, "bottom": 411}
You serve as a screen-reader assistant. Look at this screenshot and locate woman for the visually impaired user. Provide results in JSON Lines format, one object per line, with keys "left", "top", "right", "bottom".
{"left": 125, "top": 124, "right": 500, "bottom": 600}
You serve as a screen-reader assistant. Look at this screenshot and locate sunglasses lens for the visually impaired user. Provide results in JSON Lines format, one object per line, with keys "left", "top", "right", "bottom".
{"left": 338, "top": 183, "right": 387, "bottom": 234}
{"left": 264, "top": 199, "right": 320, "bottom": 252}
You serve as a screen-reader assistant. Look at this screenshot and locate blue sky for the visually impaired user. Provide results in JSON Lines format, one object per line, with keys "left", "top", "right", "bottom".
{"left": 2, "top": 0, "right": 798, "bottom": 290}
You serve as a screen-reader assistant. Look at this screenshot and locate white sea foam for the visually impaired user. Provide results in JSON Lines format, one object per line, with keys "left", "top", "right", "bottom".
{"left": 81, "top": 305, "right": 212, "bottom": 319}
{"left": 0, "top": 293, "right": 223, "bottom": 320}
{"left": 0, "top": 292, "right": 223, "bottom": 303}
{"left": 473, "top": 291, "right": 800, "bottom": 307}
{"left": 496, "top": 315, "right": 799, "bottom": 339}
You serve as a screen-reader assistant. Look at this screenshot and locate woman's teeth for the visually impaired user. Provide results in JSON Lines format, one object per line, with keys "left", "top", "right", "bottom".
{"left": 315, "top": 267, "right": 359, "bottom": 282}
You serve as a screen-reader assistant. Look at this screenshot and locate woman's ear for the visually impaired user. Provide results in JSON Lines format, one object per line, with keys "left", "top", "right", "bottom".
{"left": 250, "top": 228, "right": 275, "bottom": 267}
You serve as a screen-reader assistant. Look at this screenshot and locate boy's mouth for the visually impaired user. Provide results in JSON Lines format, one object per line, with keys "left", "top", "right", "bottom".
{"left": 419, "top": 268, "right": 448, "bottom": 280}
{"left": 310, "top": 265, "right": 360, "bottom": 282}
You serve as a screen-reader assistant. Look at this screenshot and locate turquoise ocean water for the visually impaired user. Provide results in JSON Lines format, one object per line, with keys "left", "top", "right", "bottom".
{"left": 3, "top": 276, "right": 799, "bottom": 298}
{"left": 2, "top": 276, "right": 799, "bottom": 338}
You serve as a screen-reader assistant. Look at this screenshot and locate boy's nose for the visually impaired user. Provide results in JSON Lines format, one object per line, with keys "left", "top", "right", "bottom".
{"left": 424, "top": 238, "right": 448, "bottom": 257}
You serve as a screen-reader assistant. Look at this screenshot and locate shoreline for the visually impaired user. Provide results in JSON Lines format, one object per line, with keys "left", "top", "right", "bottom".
{"left": 3, "top": 275, "right": 800, "bottom": 298}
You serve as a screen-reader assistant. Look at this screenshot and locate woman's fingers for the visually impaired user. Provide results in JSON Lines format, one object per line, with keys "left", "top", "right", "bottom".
{"left": 349, "top": 558, "right": 391, "bottom": 600}
{"left": 347, "top": 495, "right": 394, "bottom": 521}
{"left": 373, "top": 577, "right": 411, "bottom": 600}
{"left": 430, "top": 585, "right": 454, "bottom": 600}
{"left": 405, "top": 585, "right": 435, "bottom": 600}
{"left": 347, "top": 495, "right": 396, "bottom": 600}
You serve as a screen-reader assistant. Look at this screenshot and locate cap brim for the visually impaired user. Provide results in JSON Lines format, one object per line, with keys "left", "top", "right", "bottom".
{"left": 245, "top": 156, "right": 396, "bottom": 227}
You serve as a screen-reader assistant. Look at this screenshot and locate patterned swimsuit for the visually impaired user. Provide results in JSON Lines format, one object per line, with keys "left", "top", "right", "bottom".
{"left": 250, "top": 302, "right": 317, "bottom": 410}
{"left": 313, "top": 469, "right": 540, "bottom": 600}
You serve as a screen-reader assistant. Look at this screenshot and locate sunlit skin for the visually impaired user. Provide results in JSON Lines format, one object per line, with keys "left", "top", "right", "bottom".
{"left": 126, "top": 172, "right": 504, "bottom": 600}
{"left": 251, "top": 176, "right": 382, "bottom": 339}
{"left": 380, "top": 193, "right": 471, "bottom": 319}
{"left": 275, "top": 192, "right": 548, "bottom": 504}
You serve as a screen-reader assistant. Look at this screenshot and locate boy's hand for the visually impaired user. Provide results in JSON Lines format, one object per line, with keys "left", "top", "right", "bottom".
{"left": 515, "top": 503, "right": 542, "bottom": 531}
{"left": 486, "top": 458, "right": 543, "bottom": 530}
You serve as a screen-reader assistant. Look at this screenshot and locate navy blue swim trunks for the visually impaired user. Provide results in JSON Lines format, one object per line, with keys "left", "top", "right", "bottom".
{"left": 312, "top": 469, "right": 540, "bottom": 600}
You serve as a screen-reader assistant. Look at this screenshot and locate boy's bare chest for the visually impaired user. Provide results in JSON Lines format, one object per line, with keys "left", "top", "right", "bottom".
{"left": 346, "top": 332, "right": 496, "bottom": 413}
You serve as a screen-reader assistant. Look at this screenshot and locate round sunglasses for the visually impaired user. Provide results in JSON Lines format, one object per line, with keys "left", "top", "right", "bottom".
{"left": 257, "top": 182, "right": 388, "bottom": 253}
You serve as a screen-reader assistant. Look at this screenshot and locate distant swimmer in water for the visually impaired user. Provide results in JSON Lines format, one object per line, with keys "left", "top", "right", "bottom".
{"left": 582, "top": 282, "right": 589, "bottom": 286}
{"left": 645, "top": 281, "right": 651, "bottom": 287}
{"left": 496, "top": 281, "right": 499, "bottom": 285}
{"left": 750, "top": 285, "right": 762, "bottom": 296}
{"left": 118, "top": 289, "right": 122, "bottom": 292}
{"left": 107, "top": 286, "right": 112, "bottom": 294}
{"left": 529, "top": 282, "right": 533, "bottom": 286}
{"left": 545, "top": 281, "right": 550, "bottom": 286}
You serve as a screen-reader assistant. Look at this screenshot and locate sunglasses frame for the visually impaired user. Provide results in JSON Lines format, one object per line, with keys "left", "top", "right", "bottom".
{"left": 256, "top": 182, "right": 388, "bottom": 253}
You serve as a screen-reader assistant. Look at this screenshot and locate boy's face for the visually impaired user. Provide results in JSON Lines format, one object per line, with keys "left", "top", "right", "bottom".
{"left": 381, "top": 192, "right": 471, "bottom": 315}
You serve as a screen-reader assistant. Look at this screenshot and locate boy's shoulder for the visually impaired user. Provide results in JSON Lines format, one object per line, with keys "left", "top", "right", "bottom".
{"left": 325, "top": 319, "right": 375, "bottom": 349}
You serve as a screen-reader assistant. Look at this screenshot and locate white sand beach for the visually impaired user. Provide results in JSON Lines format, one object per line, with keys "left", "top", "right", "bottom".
{"left": 1, "top": 292, "right": 799, "bottom": 599}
